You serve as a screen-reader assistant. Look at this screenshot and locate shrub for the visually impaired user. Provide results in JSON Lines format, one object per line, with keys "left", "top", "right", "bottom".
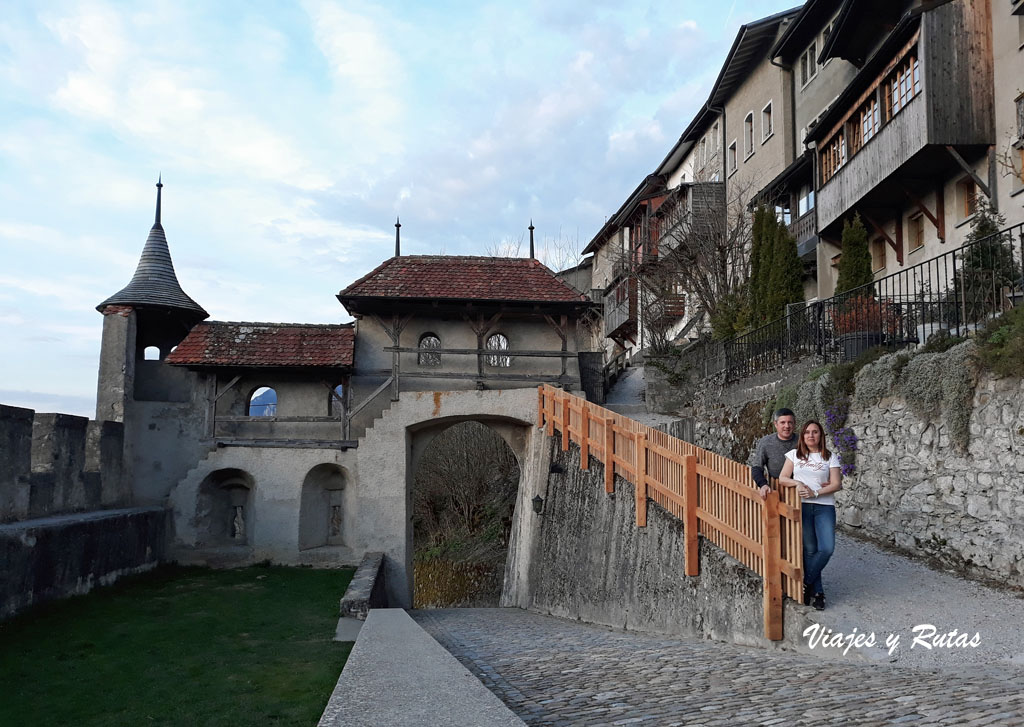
{"left": 832, "top": 294, "right": 901, "bottom": 335}
{"left": 978, "top": 305, "right": 1024, "bottom": 378}
{"left": 835, "top": 213, "right": 873, "bottom": 294}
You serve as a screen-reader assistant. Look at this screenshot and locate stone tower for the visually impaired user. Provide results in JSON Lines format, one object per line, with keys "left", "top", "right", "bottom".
{"left": 95, "top": 178, "right": 208, "bottom": 424}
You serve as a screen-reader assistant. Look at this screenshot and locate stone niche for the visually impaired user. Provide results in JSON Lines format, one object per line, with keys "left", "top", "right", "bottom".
{"left": 298, "top": 463, "right": 347, "bottom": 550}
{"left": 195, "top": 468, "right": 254, "bottom": 547}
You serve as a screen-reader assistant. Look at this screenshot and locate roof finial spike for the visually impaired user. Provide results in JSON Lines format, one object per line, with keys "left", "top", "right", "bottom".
{"left": 154, "top": 175, "right": 163, "bottom": 226}
{"left": 528, "top": 219, "right": 535, "bottom": 259}
{"left": 394, "top": 216, "right": 401, "bottom": 257}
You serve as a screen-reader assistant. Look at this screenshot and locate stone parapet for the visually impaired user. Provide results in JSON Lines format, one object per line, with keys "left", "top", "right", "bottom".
{"left": 339, "top": 551, "right": 387, "bottom": 619}
{"left": 0, "top": 506, "right": 168, "bottom": 620}
{"left": 0, "top": 405, "right": 127, "bottom": 523}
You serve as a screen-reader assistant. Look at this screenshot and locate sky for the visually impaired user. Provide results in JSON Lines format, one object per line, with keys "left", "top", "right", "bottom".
{"left": 0, "top": 0, "right": 795, "bottom": 417}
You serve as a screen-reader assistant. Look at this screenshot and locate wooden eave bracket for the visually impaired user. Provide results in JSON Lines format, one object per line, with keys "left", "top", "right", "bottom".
{"left": 945, "top": 145, "right": 991, "bottom": 200}
{"left": 900, "top": 184, "right": 944, "bottom": 242}
{"left": 861, "top": 211, "right": 903, "bottom": 265}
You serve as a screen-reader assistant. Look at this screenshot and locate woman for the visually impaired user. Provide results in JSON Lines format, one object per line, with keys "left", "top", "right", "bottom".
{"left": 778, "top": 420, "right": 842, "bottom": 611}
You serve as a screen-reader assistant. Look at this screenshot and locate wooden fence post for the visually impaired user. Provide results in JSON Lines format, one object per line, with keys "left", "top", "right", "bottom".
{"left": 536, "top": 386, "right": 544, "bottom": 429}
{"left": 635, "top": 432, "right": 647, "bottom": 527}
{"left": 580, "top": 405, "right": 589, "bottom": 470}
{"left": 762, "top": 490, "right": 783, "bottom": 641}
{"left": 561, "top": 396, "right": 570, "bottom": 451}
{"left": 546, "top": 390, "right": 554, "bottom": 437}
{"left": 604, "top": 416, "right": 615, "bottom": 494}
{"left": 683, "top": 454, "right": 698, "bottom": 577}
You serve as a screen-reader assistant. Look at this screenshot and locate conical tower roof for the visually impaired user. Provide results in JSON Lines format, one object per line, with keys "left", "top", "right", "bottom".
{"left": 96, "top": 178, "right": 208, "bottom": 319}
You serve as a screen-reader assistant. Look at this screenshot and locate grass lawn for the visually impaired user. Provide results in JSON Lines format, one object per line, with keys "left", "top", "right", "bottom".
{"left": 0, "top": 565, "right": 354, "bottom": 727}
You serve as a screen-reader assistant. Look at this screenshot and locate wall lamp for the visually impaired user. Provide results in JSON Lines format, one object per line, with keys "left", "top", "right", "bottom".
{"left": 532, "top": 495, "right": 544, "bottom": 515}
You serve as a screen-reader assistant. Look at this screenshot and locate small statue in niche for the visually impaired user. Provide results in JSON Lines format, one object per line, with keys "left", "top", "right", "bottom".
{"left": 232, "top": 505, "right": 246, "bottom": 540}
{"left": 329, "top": 505, "right": 342, "bottom": 538}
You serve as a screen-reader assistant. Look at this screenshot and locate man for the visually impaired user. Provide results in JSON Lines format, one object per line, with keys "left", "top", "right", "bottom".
{"left": 750, "top": 408, "right": 797, "bottom": 500}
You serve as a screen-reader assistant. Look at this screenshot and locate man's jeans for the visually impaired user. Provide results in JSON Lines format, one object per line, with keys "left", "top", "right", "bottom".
{"left": 802, "top": 503, "right": 836, "bottom": 594}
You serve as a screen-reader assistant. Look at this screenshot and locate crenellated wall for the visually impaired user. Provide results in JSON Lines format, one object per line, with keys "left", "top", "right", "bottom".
{"left": 1, "top": 405, "right": 128, "bottom": 523}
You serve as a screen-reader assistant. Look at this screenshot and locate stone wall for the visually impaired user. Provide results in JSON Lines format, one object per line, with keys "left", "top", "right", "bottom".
{"left": 1, "top": 405, "right": 128, "bottom": 523}
{"left": 841, "top": 352, "right": 1024, "bottom": 587}
{"left": 0, "top": 506, "right": 167, "bottom": 620}
{"left": 503, "top": 438, "right": 816, "bottom": 651}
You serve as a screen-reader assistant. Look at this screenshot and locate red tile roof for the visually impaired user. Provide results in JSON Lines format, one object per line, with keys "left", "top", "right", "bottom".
{"left": 165, "top": 322, "right": 354, "bottom": 368}
{"left": 338, "top": 256, "right": 589, "bottom": 305}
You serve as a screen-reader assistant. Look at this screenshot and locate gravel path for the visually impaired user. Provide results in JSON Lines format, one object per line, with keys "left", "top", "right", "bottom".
{"left": 815, "top": 531, "right": 1024, "bottom": 667}
{"left": 414, "top": 608, "right": 1024, "bottom": 726}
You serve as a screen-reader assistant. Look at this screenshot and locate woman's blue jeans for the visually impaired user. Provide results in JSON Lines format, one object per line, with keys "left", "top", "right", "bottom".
{"left": 802, "top": 503, "right": 836, "bottom": 594}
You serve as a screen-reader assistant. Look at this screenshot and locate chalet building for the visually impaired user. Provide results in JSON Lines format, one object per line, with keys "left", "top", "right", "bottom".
{"left": 583, "top": 0, "right": 1023, "bottom": 370}
{"left": 798, "top": 0, "right": 997, "bottom": 299}
{"left": 583, "top": 8, "right": 798, "bottom": 361}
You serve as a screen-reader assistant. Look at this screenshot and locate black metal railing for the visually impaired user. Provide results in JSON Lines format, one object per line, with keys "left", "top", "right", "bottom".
{"left": 679, "top": 222, "right": 1024, "bottom": 381}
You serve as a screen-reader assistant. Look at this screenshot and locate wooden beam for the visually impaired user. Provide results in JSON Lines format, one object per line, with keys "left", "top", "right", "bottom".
{"left": 861, "top": 211, "right": 896, "bottom": 252}
{"left": 935, "top": 184, "right": 946, "bottom": 242}
{"left": 893, "top": 208, "right": 904, "bottom": 265}
{"left": 215, "top": 374, "right": 242, "bottom": 401}
{"left": 347, "top": 376, "right": 394, "bottom": 419}
{"left": 397, "top": 370, "right": 579, "bottom": 384}
{"left": 762, "top": 490, "right": 783, "bottom": 641}
{"left": 683, "top": 454, "right": 699, "bottom": 576}
{"left": 945, "top": 145, "right": 991, "bottom": 200}
{"left": 215, "top": 415, "right": 345, "bottom": 423}
{"left": 382, "top": 346, "right": 577, "bottom": 358}
{"left": 900, "top": 185, "right": 943, "bottom": 242}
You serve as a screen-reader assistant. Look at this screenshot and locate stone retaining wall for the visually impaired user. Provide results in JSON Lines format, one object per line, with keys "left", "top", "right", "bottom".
{"left": 842, "top": 366, "right": 1024, "bottom": 587}
{"left": 503, "top": 439, "right": 815, "bottom": 651}
{"left": 0, "top": 506, "right": 168, "bottom": 620}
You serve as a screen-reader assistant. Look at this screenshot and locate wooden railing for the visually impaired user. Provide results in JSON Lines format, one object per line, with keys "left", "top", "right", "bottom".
{"left": 537, "top": 384, "right": 803, "bottom": 641}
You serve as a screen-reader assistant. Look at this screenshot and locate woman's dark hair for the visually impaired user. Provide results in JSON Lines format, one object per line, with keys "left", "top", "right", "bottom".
{"left": 796, "top": 420, "right": 830, "bottom": 461}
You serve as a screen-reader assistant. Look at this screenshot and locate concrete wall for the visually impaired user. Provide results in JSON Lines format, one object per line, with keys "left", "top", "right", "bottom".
{"left": 0, "top": 506, "right": 167, "bottom": 620}
{"left": 1, "top": 405, "right": 128, "bottom": 523}
{"left": 502, "top": 438, "right": 815, "bottom": 650}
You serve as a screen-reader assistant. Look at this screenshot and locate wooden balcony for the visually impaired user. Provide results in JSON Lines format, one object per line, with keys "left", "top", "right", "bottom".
{"left": 603, "top": 279, "right": 636, "bottom": 339}
{"left": 814, "top": 2, "right": 993, "bottom": 231}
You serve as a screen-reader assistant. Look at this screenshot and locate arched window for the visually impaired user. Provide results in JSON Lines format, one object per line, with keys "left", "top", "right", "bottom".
{"left": 143, "top": 346, "right": 161, "bottom": 361}
{"left": 247, "top": 386, "right": 277, "bottom": 416}
{"left": 418, "top": 333, "right": 441, "bottom": 366}
{"left": 328, "top": 384, "right": 345, "bottom": 416}
{"left": 485, "top": 333, "right": 511, "bottom": 367}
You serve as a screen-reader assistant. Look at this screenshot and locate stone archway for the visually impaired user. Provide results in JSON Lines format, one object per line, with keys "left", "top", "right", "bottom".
{"left": 408, "top": 418, "right": 525, "bottom": 608}
{"left": 195, "top": 468, "right": 255, "bottom": 547}
{"left": 298, "top": 463, "right": 348, "bottom": 550}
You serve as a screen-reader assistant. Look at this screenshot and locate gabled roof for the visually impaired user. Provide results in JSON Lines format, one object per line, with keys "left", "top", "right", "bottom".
{"left": 337, "top": 256, "right": 589, "bottom": 307}
{"left": 165, "top": 322, "right": 354, "bottom": 369}
{"left": 96, "top": 180, "right": 208, "bottom": 320}
{"left": 582, "top": 174, "right": 667, "bottom": 254}
{"left": 770, "top": 0, "right": 841, "bottom": 65}
{"left": 653, "top": 7, "right": 801, "bottom": 176}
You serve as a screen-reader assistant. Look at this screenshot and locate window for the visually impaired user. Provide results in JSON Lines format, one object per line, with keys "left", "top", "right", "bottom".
{"left": 957, "top": 178, "right": 977, "bottom": 219}
{"left": 799, "top": 41, "right": 817, "bottom": 87}
{"left": 699, "top": 138, "right": 707, "bottom": 168}
{"left": 485, "top": 333, "right": 510, "bottom": 367}
{"left": 820, "top": 131, "right": 846, "bottom": 184}
{"left": 761, "top": 102, "right": 773, "bottom": 141}
{"left": 328, "top": 384, "right": 345, "bottom": 416}
{"left": 798, "top": 184, "right": 815, "bottom": 216}
{"left": 727, "top": 141, "right": 737, "bottom": 175}
{"left": 711, "top": 122, "right": 719, "bottom": 151}
{"left": 143, "top": 346, "right": 160, "bottom": 361}
{"left": 882, "top": 51, "right": 920, "bottom": 122}
{"left": 248, "top": 387, "right": 277, "bottom": 417}
{"left": 850, "top": 97, "right": 880, "bottom": 154}
{"left": 871, "top": 237, "right": 887, "bottom": 272}
{"left": 418, "top": 333, "right": 441, "bottom": 366}
{"left": 822, "top": 20, "right": 834, "bottom": 49}
{"left": 1016, "top": 93, "right": 1024, "bottom": 142}
{"left": 743, "top": 112, "right": 754, "bottom": 157}
{"left": 908, "top": 214, "right": 925, "bottom": 252}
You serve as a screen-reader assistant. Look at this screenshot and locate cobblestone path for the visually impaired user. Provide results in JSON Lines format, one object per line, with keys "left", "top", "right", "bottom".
{"left": 412, "top": 608, "right": 1024, "bottom": 726}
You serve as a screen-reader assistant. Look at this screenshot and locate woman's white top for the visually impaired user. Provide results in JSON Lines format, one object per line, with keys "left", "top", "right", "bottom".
{"left": 784, "top": 450, "right": 841, "bottom": 506}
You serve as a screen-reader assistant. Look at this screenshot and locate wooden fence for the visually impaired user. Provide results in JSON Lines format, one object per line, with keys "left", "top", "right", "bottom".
{"left": 537, "top": 384, "right": 803, "bottom": 641}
